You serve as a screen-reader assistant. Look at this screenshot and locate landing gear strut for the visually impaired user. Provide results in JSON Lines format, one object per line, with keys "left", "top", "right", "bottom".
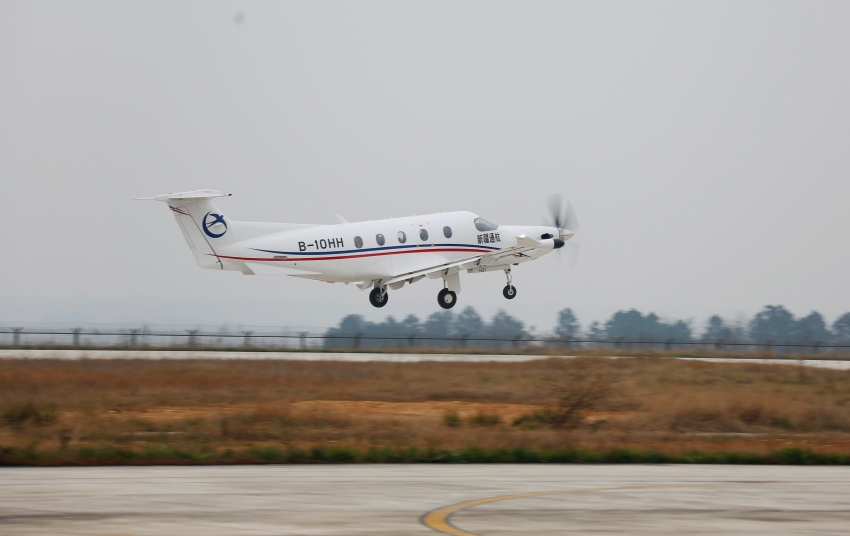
{"left": 437, "top": 288, "right": 457, "bottom": 309}
{"left": 369, "top": 287, "right": 389, "bottom": 308}
{"left": 503, "top": 269, "right": 517, "bottom": 300}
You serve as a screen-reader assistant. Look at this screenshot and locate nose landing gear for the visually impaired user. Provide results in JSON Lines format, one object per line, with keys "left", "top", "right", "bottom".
{"left": 437, "top": 288, "right": 457, "bottom": 309}
{"left": 503, "top": 269, "right": 517, "bottom": 300}
{"left": 369, "top": 287, "right": 389, "bottom": 308}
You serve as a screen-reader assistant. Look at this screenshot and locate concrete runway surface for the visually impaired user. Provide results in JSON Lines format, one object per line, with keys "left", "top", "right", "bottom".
{"left": 2, "top": 465, "right": 850, "bottom": 535}
{"left": 3, "top": 349, "right": 850, "bottom": 370}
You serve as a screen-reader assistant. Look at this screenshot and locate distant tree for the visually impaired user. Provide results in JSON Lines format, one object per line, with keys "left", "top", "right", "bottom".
{"left": 399, "top": 314, "right": 421, "bottom": 335}
{"left": 702, "top": 315, "right": 732, "bottom": 342}
{"left": 421, "top": 311, "right": 455, "bottom": 347}
{"left": 832, "top": 313, "right": 850, "bottom": 344}
{"left": 554, "top": 308, "right": 581, "bottom": 341}
{"left": 489, "top": 310, "right": 526, "bottom": 344}
{"left": 796, "top": 311, "right": 831, "bottom": 345}
{"left": 664, "top": 319, "right": 692, "bottom": 342}
{"left": 604, "top": 309, "right": 692, "bottom": 342}
{"left": 587, "top": 321, "right": 605, "bottom": 341}
{"left": 336, "top": 314, "right": 365, "bottom": 334}
{"left": 749, "top": 305, "right": 797, "bottom": 343}
{"left": 605, "top": 310, "right": 643, "bottom": 340}
{"left": 324, "top": 314, "right": 367, "bottom": 349}
{"left": 455, "top": 307, "right": 486, "bottom": 340}
{"left": 371, "top": 316, "right": 401, "bottom": 348}
{"left": 379, "top": 315, "right": 399, "bottom": 332}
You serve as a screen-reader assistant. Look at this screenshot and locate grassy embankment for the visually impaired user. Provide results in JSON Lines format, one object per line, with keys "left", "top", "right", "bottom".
{"left": 3, "top": 356, "right": 850, "bottom": 465}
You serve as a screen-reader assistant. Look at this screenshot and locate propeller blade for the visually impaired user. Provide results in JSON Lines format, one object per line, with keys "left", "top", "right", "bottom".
{"left": 564, "top": 201, "right": 580, "bottom": 232}
{"left": 543, "top": 194, "right": 581, "bottom": 269}
{"left": 545, "top": 194, "right": 565, "bottom": 229}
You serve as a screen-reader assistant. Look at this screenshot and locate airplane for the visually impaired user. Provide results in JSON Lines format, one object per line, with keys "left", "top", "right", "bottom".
{"left": 141, "top": 190, "right": 579, "bottom": 309}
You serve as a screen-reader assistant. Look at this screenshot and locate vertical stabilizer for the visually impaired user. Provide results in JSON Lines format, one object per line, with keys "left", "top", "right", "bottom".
{"left": 150, "top": 190, "right": 235, "bottom": 270}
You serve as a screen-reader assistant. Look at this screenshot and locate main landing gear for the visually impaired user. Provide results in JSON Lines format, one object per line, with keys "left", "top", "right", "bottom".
{"left": 369, "top": 287, "right": 388, "bottom": 308}
{"left": 503, "top": 269, "right": 517, "bottom": 300}
{"left": 437, "top": 288, "right": 457, "bottom": 309}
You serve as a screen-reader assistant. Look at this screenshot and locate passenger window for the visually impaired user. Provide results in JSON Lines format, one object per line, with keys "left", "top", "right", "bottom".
{"left": 376, "top": 234, "right": 385, "bottom": 246}
{"left": 354, "top": 236, "right": 363, "bottom": 248}
{"left": 473, "top": 217, "right": 499, "bottom": 232}
{"left": 419, "top": 229, "right": 429, "bottom": 241}
{"left": 397, "top": 231, "right": 407, "bottom": 244}
{"left": 443, "top": 226, "right": 452, "bottom": 238}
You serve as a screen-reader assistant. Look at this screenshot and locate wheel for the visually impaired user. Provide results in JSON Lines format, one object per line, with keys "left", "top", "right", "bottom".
{"left": 369, "top": 287, "right": 389, "bottom": 308}
{"left": 503, "top": 285, "right": 517, "bottom": 299}
{"left": 437, "top": 288, "right": 457, "bottom": 309}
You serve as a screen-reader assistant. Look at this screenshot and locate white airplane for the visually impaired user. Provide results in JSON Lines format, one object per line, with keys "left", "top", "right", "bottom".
{"left": 142, "top": 190, "right": 579, "bottom": 309}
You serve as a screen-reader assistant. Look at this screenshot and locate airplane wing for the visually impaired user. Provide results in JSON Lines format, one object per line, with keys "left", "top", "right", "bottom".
{"left": 360, "top": 236, "right": 551, "bottom": 289}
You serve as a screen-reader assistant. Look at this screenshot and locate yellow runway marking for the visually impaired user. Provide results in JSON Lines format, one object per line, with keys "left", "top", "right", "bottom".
{"left": 421, "top": 482, "right": 773, "bottom": 536}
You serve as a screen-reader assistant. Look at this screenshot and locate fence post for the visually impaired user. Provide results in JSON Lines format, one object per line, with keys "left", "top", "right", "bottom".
{"left": 665, "top": 338, "right": 674, "bottom": 351}
{"left": 12, "top": 328, "right": 22, "bottom": 346}
{"left": 353, "top": 332, "right": 362, "bottom": 350}
{"left": 243, "top": 331, "right": 253, "bottom": 348}
{"left": 408, "top": 333, "right": 416, "bottom": 348}
{"left": 129, "top": 329, "right": 140, "bottom": 347}
{"left": 299, "top": 332, "right": 307, "bottom": 350}
{"left": 73, "top": 328, "right": 83, "bottom": 347}
{"left": 187, "top": 329, "right": 198, "bottom": 347}
{"left": 459, "top": 334, "right": 468, "bottom": 350}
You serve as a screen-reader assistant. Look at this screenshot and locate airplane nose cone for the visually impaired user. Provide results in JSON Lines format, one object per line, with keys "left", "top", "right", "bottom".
{"left": 553, "top": 239, "right": 565, "bottom": 249}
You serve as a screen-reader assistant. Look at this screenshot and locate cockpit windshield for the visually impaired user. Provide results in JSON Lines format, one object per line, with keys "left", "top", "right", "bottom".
{"left": 473, "top": 217, "right": 499, "bottom": 232}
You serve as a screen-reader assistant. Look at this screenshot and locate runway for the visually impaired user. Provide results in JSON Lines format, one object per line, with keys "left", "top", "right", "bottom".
{"left": 2, "top": 465, "right": 850, "bottom": 535}
{"left": 2, "top": 349, "right": 850, "bottom": 370}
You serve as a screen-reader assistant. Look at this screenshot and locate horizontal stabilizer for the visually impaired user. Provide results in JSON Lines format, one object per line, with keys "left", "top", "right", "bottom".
{"left": 136, "top": 190, "right": 232, "bottom": 203}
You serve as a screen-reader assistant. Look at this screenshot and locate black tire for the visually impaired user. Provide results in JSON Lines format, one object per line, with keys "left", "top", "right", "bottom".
{"left": 437, "top": 288, "right": 457, "bottom": 309}
{"left": 503, "top": 285, "right": 517, "bottom": 299}
{"left": 369, "top": 287, "right": 389, "bottom": 308}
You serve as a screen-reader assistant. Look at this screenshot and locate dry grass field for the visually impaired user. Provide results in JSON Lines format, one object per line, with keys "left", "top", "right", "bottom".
{"left": 2, "top": 356, "right": 850, "bottom": 464}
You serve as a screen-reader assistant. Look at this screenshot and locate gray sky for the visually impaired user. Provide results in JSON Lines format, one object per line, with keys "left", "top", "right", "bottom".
{"left": 1, "top": 1, "right": 849, "bottom": 332}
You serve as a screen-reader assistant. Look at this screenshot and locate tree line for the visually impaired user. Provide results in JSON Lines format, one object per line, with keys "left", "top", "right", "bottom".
{"left": 324, "top": 305, "right": 850, "bottom": 348}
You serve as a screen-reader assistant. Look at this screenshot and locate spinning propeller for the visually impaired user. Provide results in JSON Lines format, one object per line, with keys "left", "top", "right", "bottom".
{"left": 544, "top": 194, "right": 581, "bottom": 269}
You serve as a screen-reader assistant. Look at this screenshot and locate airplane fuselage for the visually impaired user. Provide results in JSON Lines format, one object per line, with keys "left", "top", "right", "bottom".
{"left": 150, "top": 190, "right": 575, "bottom": 308}
{"left": 212, "top": 211, "right": 558, "bottom": 283}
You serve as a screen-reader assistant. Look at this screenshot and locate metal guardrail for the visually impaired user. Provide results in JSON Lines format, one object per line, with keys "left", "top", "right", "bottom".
{"left": 1, "top": 324, "right": 849, "bottom": 354}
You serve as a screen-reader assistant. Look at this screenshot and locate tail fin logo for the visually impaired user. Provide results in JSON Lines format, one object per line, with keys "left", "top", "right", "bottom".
{"left": 203, "top": 212, "right": 228, "bottom": 238}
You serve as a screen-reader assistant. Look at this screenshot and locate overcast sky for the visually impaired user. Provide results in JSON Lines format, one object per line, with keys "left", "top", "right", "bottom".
{"left": 1, "top": 1, "right": 848, "bottom": 332}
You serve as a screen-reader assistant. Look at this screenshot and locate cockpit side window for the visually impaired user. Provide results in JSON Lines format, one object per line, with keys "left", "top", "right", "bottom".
{"left": 473, "top": 217, "right": 499, "bottom": 232}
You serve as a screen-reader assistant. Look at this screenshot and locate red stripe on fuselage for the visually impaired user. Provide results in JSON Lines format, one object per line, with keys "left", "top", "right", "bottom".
{"left": 213, "top": 247, "right": 494, "bottom": 262}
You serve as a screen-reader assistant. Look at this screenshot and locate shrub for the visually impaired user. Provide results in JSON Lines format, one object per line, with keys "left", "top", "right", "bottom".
{"left": 513, "top": 378, "right": 613, "bottom": 430}
{"left": 513, "top": 409, "right": 559, "bottom": 429}
{"left": 443, "top": 410, "right": 461, "bottom": 427}
{"left": 2, "top": 402, "right": 57, "bottom": 426}
{"left": 469, "top": 412, "right": 501, "bottom": 426}
{"left": 770, "top": 416, "right": 794, "bottom": 430}
{"left": 547, "top": 378, "right": 612, "bottom": 429}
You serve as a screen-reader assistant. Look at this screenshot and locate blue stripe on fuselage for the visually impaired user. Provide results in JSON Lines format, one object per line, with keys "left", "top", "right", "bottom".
{"left": 251, "top": 243, "right": 500, "bottom": 256}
